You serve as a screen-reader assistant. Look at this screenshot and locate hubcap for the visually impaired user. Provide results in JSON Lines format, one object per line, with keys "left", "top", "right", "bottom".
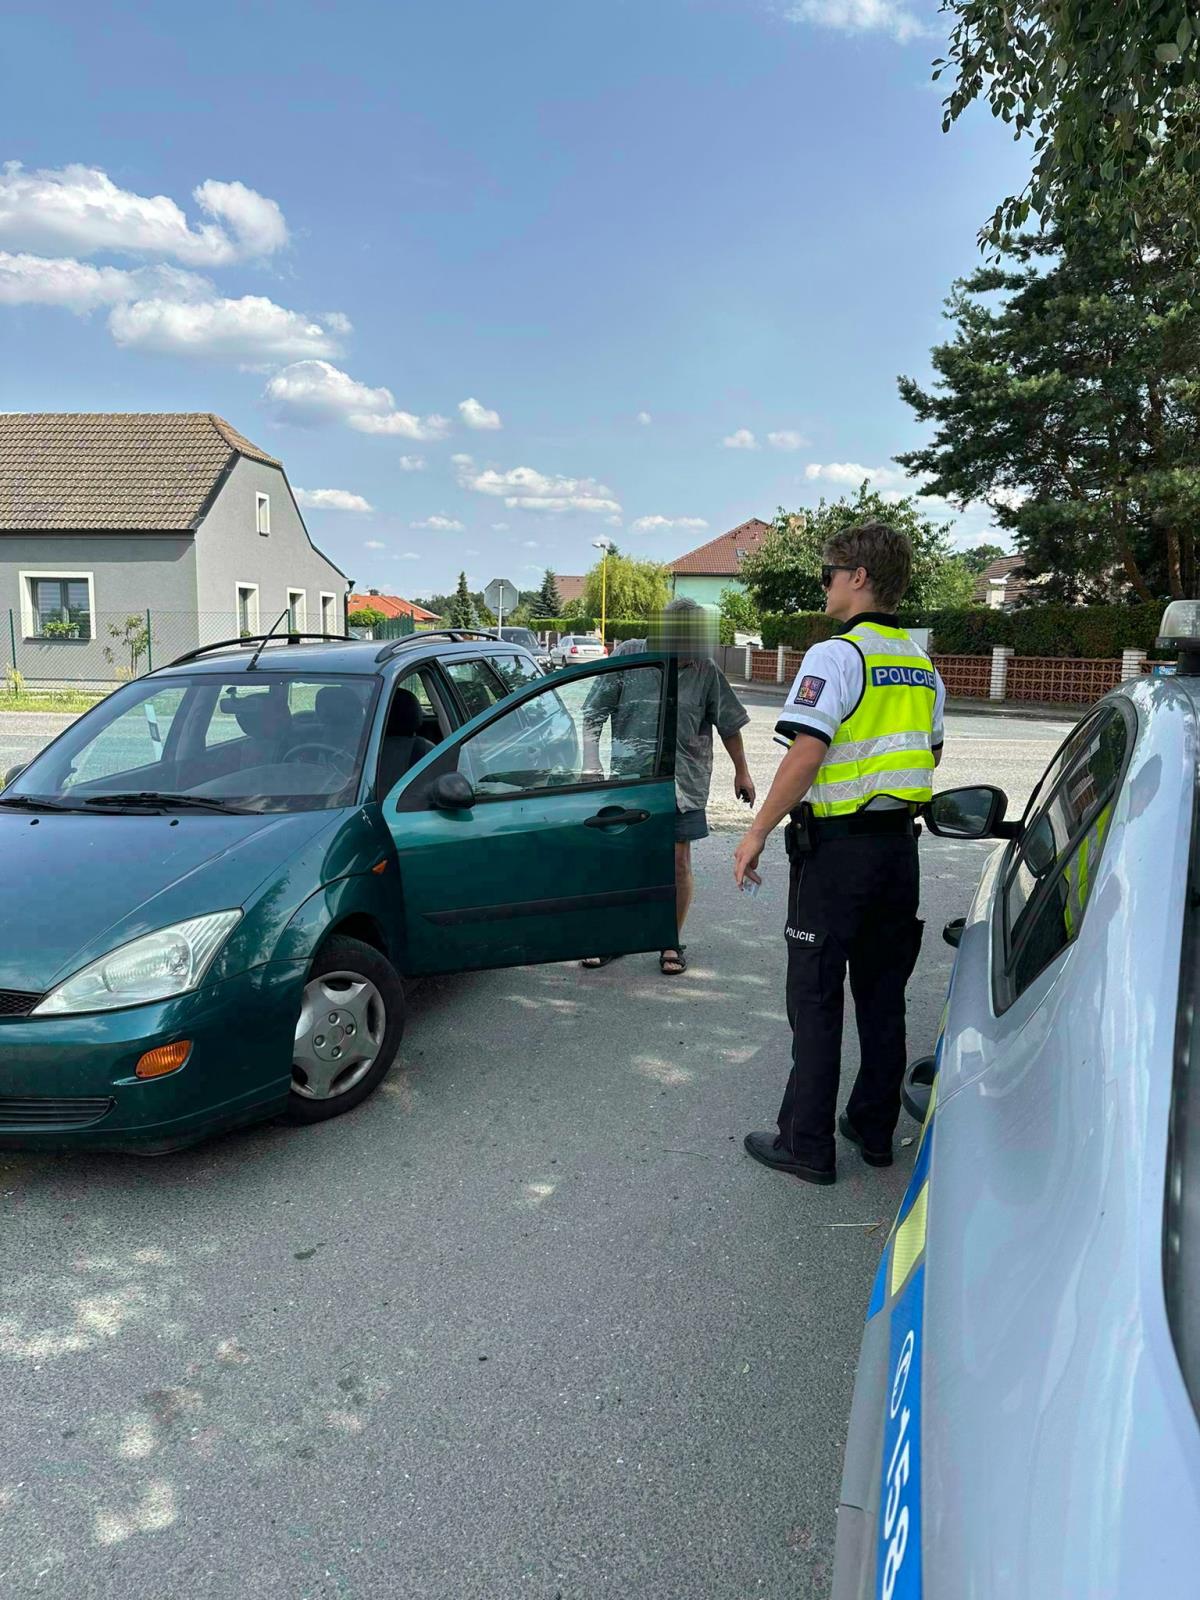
{"left": 292, "top": 970, "right": 386, "bottom": 1100}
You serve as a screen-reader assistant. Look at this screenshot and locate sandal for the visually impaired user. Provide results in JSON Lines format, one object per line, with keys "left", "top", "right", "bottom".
{"left": 580, "top": 954, "right": 625, "bottom": 969}
{"left": 659, "top": 947, "right": 688, "bottom": 976}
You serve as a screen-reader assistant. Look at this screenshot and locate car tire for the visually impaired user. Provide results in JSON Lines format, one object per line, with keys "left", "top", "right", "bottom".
{"left": 286, "top": 935, "right": 406, "bottom": 1124}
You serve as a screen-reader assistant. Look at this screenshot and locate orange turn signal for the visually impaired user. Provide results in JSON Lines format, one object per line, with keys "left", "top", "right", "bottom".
{"left": 136, "top": 1040, "right": 192, "bottom": 1079}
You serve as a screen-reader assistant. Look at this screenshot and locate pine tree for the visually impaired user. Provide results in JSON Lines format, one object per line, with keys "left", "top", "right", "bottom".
{"left": 447, "top": 571, "right": 476, "bottom": 628}
{"left": 537, "top": 569, "right": 562, "bottom": 616}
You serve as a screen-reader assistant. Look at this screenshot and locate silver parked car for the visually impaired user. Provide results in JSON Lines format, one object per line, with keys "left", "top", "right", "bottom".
{"left": 833, "top": 600, "right": 1200, "bottom": 1599}
{"left": 547, "top": 634, "right": 606, "bottom": 669}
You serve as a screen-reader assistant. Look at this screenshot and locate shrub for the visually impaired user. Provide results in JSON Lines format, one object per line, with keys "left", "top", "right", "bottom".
{"left": 760, "top": 613, "right": 842, "bottom": 650}
{"left": 348, "top": 606, "right": 387, "bottom": 628}
{"left": 761, "top": 604, "right": 1165, "bottom": 657}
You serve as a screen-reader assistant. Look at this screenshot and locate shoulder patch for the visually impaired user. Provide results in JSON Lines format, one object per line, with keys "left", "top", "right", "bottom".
{"left": 792, "top": 674, "right": 826, "bottom": 708}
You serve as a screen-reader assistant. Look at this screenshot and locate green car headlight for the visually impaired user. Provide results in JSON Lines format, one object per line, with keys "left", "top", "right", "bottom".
{"left": 33, "top": 911, "right": 243, "bottom": 1015}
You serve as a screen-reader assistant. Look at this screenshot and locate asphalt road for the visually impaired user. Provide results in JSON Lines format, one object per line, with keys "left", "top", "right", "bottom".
{"left": 0, "top": 699, "right": 1074, "bottom": 1599}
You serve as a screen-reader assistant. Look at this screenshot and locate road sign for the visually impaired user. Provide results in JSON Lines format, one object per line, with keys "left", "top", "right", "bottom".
{"left": 484, "top": 578, "right": 520, "bottom": 624}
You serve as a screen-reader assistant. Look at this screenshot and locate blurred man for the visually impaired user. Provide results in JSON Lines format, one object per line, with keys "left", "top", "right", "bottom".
{"left": 733, "top": 521, "right": 945, "bottom": 1183}
{"left": 582, "top": 597, "right": 755, "bottom": 976}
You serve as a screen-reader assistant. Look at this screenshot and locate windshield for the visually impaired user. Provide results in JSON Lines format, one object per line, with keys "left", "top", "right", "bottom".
{"left": 500, "top": 628, "right": 538, "bottom": 650}
{"left": 5, "top": 673, "right": 379, "bottom": 814}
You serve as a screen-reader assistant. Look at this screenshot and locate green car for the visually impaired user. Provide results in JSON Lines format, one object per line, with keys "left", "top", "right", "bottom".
{"left": 0, "top": 631, "right": 677, "bottom": 1151}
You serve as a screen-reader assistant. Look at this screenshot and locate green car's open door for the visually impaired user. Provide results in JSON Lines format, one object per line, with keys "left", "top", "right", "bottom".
{"left": 383, "top": 654, "right": 677, "bottom": 975}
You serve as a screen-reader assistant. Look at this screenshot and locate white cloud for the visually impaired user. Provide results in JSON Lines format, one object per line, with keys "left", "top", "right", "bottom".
{"left": 491, "top": 521, "right": 510, "bottom": 531}
{"left": 631, "top": 514, "right": 709, "bottom": 534}
{"left": 323, "top": 311, "right": 354, "bottom": 336}
{"left": 722, "top": 428, "right": 758, "bottom": 450}
{"left": 522, "top": 539, "right": 539, "bottom": 548}
{"left": 636, "top": 411, "right": 652, "bottom": 425}
{"left": 398, "top": 552, "right": 421, "bottom": 560}
{"left": 988, "top": 485, "right": 1027, "bottom": 512}
{"left": 262, "top": 360, "right": 443, "bottom": 436}
{"left": 410, "top": 514, "right": 465, "bottom": 531}
{"left": 0, "top": 163, "right": 287, "bottom": 264}
{"left": 294, "top": 487, "right": 373, "bottom": 513}
{"left": 110, "top": 294, "right": 341, "bottom": 362}
{"left": 606, "top": 514, "right": 623, "bottom": 527}
{"left": 398, "top": 455, "right": 426, "bottom": 472}
{"left": 0, "top": 251, "right": 210, "bottom": 313}
{"left": 450, "top": 452, "right": 474, "bottom": 467}
{"left": 350, "top": 410, "right": 450, "bottom": 440}
{"left": 457, "top": 460, "right": 621, "bottom": 516}
{"left": 785, "top": 0, "right": 931, "bottom": 45}
{"left": 804, "top": 460, "right": 907, "bottom": 490}
{"left": 767, "top": 429, "right": 809, "bottom": 452}
{"left": 458, "top": 396, "right": 502, "bottom": 430}
{"left": 364, "top": 540, "right": 386, "bottom": 550}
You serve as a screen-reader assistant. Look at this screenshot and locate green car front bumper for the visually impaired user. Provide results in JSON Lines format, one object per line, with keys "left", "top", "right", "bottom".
{"left": 0, "top": 962, "right": 307, "bottom": 1153}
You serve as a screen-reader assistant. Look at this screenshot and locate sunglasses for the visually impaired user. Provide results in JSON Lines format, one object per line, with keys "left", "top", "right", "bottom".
{"left": 820, "top": 563, "right": 865, "bottom": 589}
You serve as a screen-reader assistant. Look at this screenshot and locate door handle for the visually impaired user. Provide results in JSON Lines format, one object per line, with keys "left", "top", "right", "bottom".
{"left": 585, "top": 806, "right": 651, "bottom": 829}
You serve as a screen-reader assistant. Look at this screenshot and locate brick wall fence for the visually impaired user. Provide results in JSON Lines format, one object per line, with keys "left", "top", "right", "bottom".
{"left": 743, "top": 646, "right": 1151, "bottom": 707}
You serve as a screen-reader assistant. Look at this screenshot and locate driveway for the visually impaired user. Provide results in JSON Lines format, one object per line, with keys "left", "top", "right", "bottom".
{"left": 0, "top": 699, "right": 1070, "bottom": 1597}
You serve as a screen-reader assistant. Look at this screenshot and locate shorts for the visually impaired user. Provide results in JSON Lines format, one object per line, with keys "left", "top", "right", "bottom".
{"left": 675, "top": 807, "right": 709, "bottom": 843}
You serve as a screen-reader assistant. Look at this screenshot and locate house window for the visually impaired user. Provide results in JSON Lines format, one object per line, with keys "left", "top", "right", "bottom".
{"left": 735, "top": 548, "right": 747, "bottom": 560}
{"left": 988, "top": 579, "right": 1007, "bottom": 610}
{"left": 256, "top": 493, "right": 271, "bottom": 536}
{"left": 320, "top": 592, "right": 338, "bottom": 634}
{"left": 287, "top": 589, "right": 306, "bottom": 630}
{"left": 20, "top": 571, "right": 94, "bottom": 641}
{"left": 236, "top": 583, "right": 260, "bottom": 636}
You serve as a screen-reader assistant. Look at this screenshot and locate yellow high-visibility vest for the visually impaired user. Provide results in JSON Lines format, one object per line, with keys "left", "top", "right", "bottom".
{"left": 808, "top": 621, "right": 937, "bottom": 817}
{"left": 1062, "top": 803, "right": 1113, "bottom": 938}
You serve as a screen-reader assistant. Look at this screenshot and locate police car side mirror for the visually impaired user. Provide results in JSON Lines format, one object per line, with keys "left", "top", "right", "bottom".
{"left": 924, "top": 785, "right": 1013, "bottom": 840}
{"left": 3, "top": 763, "right": 26, "bottom": 789}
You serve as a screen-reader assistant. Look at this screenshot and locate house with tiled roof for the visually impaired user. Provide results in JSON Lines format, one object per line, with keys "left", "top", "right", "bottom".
{"left": 974, "top": 554, "right": 1033, "bottom": 609}
{"left": 668, "top": 517, "right": 770, "bottom": 607}
{"left": 0, "top": 412, "right": 348, "bottom": 682}
{"left": 348, "top": 591, "right": 442, "bottom": 625}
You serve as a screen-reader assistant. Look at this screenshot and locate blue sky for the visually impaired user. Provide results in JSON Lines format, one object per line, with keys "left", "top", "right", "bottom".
{"left": 1, "top": 0, "right": 1027, "bottom": 597}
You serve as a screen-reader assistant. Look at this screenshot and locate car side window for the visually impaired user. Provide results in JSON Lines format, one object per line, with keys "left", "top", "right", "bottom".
{"left": 1002, "top": 709, "right": 1130, "bottom": 998}
{"left": 454, "top": 663, "right": 664, "bottom": 798}
{"left": 487, "top": 652, "right": 542, "bottom": 693}
{"left": 443, "top": 658, "right": 508, "bottom": 719}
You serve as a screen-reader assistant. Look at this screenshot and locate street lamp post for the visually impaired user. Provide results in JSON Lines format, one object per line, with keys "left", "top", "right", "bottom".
{"left": 592, "top": 536, "right": 614, "bottom": 650}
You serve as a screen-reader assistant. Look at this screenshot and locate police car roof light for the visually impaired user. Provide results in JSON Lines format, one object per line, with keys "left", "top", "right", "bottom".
{"left": 1158, "top": 600, "right": 1200, "bottom": 673}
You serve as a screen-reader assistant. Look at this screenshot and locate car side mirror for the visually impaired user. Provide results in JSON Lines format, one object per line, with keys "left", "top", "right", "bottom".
{"left": 924, "top": 785, "right": 1016, "bottom": 840}
{"left": 2, "top": 763, "right": 26, "bottom": 789}
{"left": 429, "top": 771, "right": 476, "bottom": 811}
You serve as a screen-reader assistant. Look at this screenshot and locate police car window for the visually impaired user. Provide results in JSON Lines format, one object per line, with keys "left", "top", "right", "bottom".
{"left": 1003, "top": 711, "right": 1129, "bottom": 996}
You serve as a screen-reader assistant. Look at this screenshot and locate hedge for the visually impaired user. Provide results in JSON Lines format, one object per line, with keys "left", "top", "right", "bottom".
{"left": 530, "top": 616, "right": 596, "bottom": 632}
{"left": 762, "top": 604, "right": 1166, "bottom": 658}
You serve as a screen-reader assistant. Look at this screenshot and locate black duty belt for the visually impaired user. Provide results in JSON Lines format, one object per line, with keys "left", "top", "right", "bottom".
{"left": 794, "top": 807, "right": 917, "bottom": 840}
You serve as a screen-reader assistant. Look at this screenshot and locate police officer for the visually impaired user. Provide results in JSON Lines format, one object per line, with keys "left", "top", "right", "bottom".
{"left": 732, "top": 520, "right": 945, "bottom": 1185}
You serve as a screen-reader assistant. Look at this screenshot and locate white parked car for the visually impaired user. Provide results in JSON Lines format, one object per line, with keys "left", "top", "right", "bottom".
{"left": 548, "top": 635, "right": 606, "bottom": 669}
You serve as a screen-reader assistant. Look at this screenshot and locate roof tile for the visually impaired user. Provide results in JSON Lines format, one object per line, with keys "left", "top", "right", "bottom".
{"left": 0, "top": 412, "right": 280, "bottom": 531}
{"left": 669, "top": 518, "right": 770, "bottom": 576}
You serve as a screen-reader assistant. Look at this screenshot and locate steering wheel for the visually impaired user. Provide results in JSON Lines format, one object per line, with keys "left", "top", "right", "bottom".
{"left": 282, "top": 741, "right": 355, "bottom": 781}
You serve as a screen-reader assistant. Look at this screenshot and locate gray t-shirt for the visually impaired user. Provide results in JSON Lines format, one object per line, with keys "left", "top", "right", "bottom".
{"left": 585, "top": 645, "right": 749, "bottom": 813}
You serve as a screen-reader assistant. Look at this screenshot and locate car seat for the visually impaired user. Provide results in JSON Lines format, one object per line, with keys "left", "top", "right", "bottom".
{"left": 377, "top": 688, "right": 436, "bottom": 797}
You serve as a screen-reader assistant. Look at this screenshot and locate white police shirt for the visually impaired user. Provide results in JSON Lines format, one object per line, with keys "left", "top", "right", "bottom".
{"left": 774, "top": 627, "right": 945, "bottom": 810}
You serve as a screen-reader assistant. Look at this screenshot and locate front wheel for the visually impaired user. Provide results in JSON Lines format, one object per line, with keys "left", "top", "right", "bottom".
{"left": 286, "top": 935, "right": 406, "bottom": 1124}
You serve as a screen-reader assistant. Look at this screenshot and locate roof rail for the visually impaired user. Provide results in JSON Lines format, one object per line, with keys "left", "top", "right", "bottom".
{"left": 165, "top": 632, "right": 352, "bottom": 669}
{"left": 374, "top": 628, "right": 500, "bottom": 663}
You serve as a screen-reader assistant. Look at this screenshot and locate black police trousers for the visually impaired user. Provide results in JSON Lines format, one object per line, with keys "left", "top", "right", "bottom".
{"left": 777, "top": 833, "right": 924, "bottom": 1169}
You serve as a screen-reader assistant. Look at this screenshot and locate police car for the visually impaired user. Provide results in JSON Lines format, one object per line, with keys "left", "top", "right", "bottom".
{"left": 832, "top": 600, "right": 1200, "bottom": 1598}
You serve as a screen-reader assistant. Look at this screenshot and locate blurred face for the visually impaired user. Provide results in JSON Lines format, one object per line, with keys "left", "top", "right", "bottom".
{"left": 820, "top": 562, "right": 869, "bottom": 621}
{"left": 647, "top": 604, "right": 718, "bottom": 662}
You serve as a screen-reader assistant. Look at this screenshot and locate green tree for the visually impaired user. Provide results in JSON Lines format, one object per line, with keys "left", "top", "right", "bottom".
{"left": 582, "top": 553, "right": 670, "bottom": 620}
{"left": 897, "top": 220, "right": 1200, "bottom": 600}
{"left": 536, "top": 569, "right": 562, "bottom": 615}
{"left": 738, "top": 490, "right": 964, "bottom": 614}
{"left": 446, "top": 572, "right": 477, "bottom": 628}
{"left": 937, "top": 2, "right": 1200, "bottom": 248}
{"left": 102, "top": 614, "right": 151, "bottom": 679}
{"left": 718, "top": 586, "right": 762, "bottom": 644}
{"left": 347, "top": 605, "right": 387, "bottom": 629}
{"left": 959, "top": 542, "right": 1007, "bottom": 575}
{"left": 923, "top": 556, "right": 978, "bottom": 610}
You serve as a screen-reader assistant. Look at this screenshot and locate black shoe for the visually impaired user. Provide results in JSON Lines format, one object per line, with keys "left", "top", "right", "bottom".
{"left": 743, "top": 1131, "right": 836, "bottom": 1185}
{"left": 838, "top": 1112, "right": 893, "bottom": 1168}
